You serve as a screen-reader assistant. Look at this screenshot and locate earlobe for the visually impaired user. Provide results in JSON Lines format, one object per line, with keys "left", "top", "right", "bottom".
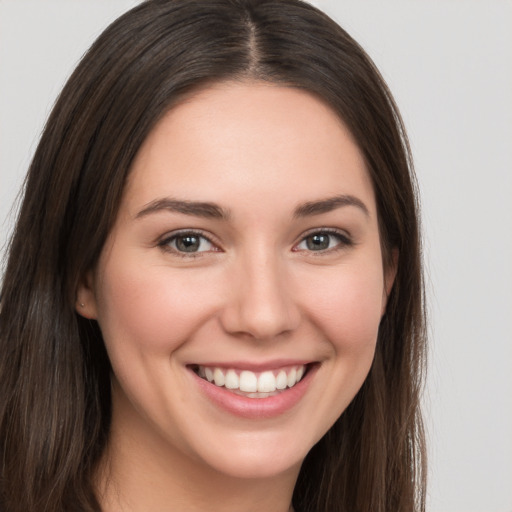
{"left": 381, "top": 248, "right": 398, "bottom": 316}
{"left": 76, "top": 270, "right": 99, "bottom": 319}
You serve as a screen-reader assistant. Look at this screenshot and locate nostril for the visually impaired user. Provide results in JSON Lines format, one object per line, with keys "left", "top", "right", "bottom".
{"left": 220, "top": 302, "right": 301, "bottom": 341}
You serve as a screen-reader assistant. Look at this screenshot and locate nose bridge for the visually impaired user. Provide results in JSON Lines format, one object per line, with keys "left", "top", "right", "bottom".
{"left": 221, "top": 244, "right": 300, "bottom": 340}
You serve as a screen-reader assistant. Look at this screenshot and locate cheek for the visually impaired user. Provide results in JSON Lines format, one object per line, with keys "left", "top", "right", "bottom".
{"left": 95, "top": 258, "right": 220, "bottom": 356}
{"left": 303, "top": 263, "right": 384, "bottom": 353}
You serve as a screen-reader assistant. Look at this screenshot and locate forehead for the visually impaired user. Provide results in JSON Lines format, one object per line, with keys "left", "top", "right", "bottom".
{"left": 123, "top": 81, "right": 375, "bottom": 217}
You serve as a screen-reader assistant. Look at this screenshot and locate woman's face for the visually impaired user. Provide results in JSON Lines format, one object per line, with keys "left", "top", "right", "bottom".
{"left": 80, "top": 82, "right": 394, "bottom": 480}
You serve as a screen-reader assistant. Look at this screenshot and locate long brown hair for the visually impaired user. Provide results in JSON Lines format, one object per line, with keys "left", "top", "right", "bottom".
{"left": 0, "top": 1, "right": 426, "bottom": 510}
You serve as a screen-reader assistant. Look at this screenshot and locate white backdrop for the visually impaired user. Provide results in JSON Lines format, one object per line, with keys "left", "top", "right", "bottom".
{"left": 1, "top": 2, "right": 511, "bottom": 511}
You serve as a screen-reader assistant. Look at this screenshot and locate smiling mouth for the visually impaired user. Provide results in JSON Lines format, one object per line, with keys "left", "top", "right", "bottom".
{"left": 190, "top": 364, "right": 310, "bottom": 398}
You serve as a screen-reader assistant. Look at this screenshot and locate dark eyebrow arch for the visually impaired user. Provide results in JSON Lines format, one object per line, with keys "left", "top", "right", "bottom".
{"left": 135, "top": 198, "right": 229, "bottom": 220}
{"left": 293, "top": 194, "right": 370, "bottom": 218}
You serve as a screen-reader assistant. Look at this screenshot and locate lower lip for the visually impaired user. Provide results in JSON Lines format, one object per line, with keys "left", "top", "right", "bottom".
{"left": 191, "top": 365, "right": 317, "bottom": 419}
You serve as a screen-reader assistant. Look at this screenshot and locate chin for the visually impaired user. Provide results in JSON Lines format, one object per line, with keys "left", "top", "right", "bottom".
{"left": 185, "top": 427, "right": 316, "bottom": 481}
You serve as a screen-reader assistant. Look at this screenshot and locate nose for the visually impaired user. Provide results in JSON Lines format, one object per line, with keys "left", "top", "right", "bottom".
{"left": 219, "top": 251, "right": 301, "bottom": 340}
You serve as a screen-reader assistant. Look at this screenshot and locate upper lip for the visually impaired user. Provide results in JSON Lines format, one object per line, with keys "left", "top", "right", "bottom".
{"left": 187, "top": 359, "right": 314, "bottom": 372}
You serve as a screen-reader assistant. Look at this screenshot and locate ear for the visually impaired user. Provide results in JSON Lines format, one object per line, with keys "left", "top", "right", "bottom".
{"left": 381, "top": 248, "right": 398, "bottom": 316}
{"left": 76, "top": 270, "right": 99, "bottom": 319}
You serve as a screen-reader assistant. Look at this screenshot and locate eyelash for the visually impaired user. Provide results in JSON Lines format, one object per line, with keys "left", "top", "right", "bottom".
{"left": 157, "top": 229, "right": 219, "bottom": 258}
{"left": 157, "top": 228, "right": 353, "bottom": 257}
{"left": 293, "top": 228, "right": 353, "bottom": 254}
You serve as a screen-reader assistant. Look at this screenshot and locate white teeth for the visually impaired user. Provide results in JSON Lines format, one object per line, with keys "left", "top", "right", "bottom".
{"left": 276, "top": 370, "right": 288, "bottom": 390}
{"left": 205, "top": 367, "right": 214, "bottom": 382}
{"left": 213, "top": 368, "right": 225, "bottom": 387}
{"left": 287, "top": 367, "right": 297, "bottom": 388}
{"left": 197, "top": 364, "right": 307, "bottom": 396}
{"left": 257, "top": 371, "right": 276, "bottom": 392}
{"left": 239, "top": 370, "right": 258, "bottom": 392}
{"left": 224, "top": 369, "right": 239, "bottom": 390}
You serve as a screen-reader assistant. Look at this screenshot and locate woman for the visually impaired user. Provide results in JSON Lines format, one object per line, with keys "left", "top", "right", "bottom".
{"left": 0, "top": 1, "right": 426, "bottom": 511}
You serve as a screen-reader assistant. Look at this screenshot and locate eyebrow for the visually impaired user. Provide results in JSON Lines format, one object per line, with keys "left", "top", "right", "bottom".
{"left": 135, "top": 198, "right": 229, "bottom": 220}
{"left": 293, "top": 194, "right": 370, "bottom": 218}
{"left": 135, "top": 194, "right": 369, "bottom": 221}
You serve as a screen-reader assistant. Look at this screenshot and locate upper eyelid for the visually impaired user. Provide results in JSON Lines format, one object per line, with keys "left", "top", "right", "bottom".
{"left": 296, "top": 226, "right": 352, "bottom": 242}
{"left": 159, "top": 228, "right": 214, "bottom": 240}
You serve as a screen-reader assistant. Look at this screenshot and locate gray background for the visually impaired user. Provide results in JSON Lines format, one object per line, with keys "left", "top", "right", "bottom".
{"left": 1, "top": 1, "right": 511, "bottom": 510}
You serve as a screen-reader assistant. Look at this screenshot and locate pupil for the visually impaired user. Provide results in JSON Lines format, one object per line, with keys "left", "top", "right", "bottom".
{"left": 307, "top": 234, "right": 329, "bottom": 250}
{"left": 176, "top": 235, "right": 200, "bottom": 252}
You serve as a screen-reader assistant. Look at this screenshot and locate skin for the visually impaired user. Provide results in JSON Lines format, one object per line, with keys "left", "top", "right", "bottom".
{"left": 78, "top": 81, "right": 396, "bottom": 512}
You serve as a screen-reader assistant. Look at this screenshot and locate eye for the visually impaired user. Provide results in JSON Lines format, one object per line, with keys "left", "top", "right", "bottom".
{"left": 294, "top": 229, "right": 352, "bottom": 252}
{"left": 159, "top": 231, "right": 217, "bottom": 255}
